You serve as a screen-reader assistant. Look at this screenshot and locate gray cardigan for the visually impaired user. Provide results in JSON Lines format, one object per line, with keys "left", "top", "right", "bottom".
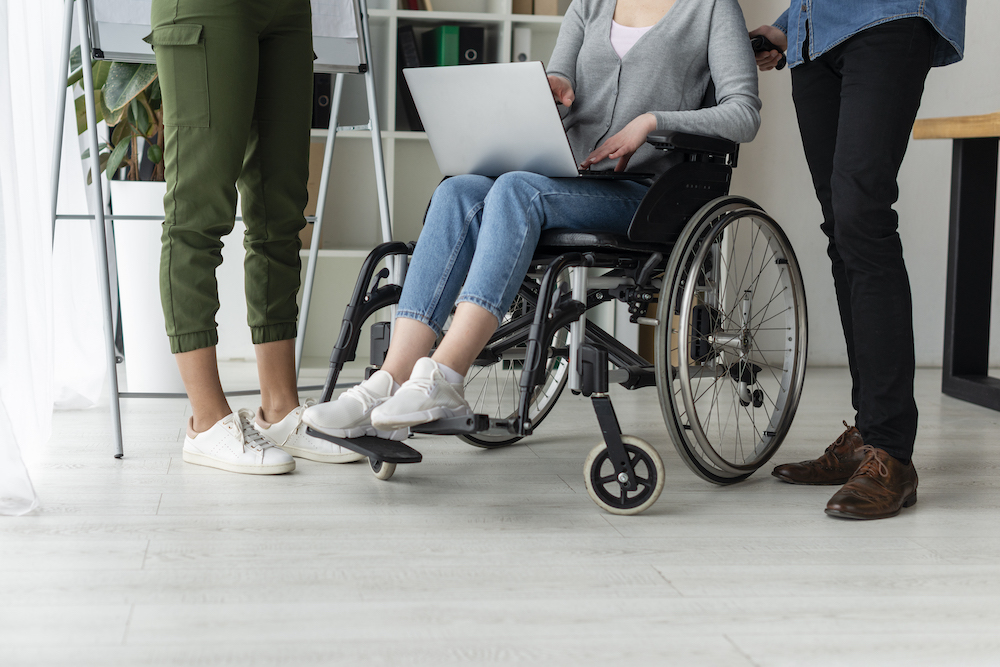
{"left": 547, "top": 0, "right": 762, "bottom": 176}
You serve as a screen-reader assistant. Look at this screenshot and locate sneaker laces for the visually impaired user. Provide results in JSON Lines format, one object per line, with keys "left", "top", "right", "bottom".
{"left": 239, "top": 413, "right": 273, "bottom": 452}
{"left": 289, "top": 399, "right": 316, "bottom": 436}
{"left": 342, "top": 382, "right": 393, "bottom": 410}
{"left": 399, "top": 376, "right": 436, "bottom": 397}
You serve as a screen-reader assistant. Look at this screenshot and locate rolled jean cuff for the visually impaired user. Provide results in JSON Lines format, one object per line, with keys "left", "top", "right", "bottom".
{"left": 169, "top": 329, "right": 219, "bottom": 354}
{"left": 454, "top": 295, "right": 504, "bottom": 328}
{"left": 251, "top": 323, "right": 297, "bottom": 345}
{"left": 394, "top": 310, "right": 444, "bottom": 337}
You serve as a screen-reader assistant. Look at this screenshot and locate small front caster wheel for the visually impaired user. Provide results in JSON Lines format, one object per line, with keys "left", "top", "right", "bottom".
{"left": 752, "top": 389, "right": 764, "bottom": 408}
{"left": 370, "top": 458, "right": 396, "bottom": 481}
{"left": 583, "top": 436, "right": 665, "bottom": 515}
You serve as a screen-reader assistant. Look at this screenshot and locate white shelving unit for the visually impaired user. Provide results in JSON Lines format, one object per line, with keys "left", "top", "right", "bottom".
{"left": 298, "top": 0, "right": 571, "bottom": 364}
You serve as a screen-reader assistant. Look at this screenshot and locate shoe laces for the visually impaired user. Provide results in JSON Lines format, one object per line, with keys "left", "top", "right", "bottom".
{"left": 239, "top": 412, "right": 273, "bottom": 452}
{"left": 343, "top": 382, "right": 391, "bottom": 410}
{"left": 853, "top": 445, "right": 889, "bottom": 479}
{"left": 289, "top": 399, "right": 315, "bottom": 436}
{"left": 399, "top": 375, "right": 436, "bottom": 398}
{"left": 823, "top": 420, "right": 855, "bottom": 455}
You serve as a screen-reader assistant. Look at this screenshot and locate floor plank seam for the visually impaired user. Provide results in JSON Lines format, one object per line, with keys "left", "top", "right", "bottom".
{"left": 724, "top": 634, "right": 761, "bottom": 667}
{"left": 651, "top": 565, "right": 684, "bottom": 596}
{"left": 120, "top": 603, "right": 134, "bottom": 646}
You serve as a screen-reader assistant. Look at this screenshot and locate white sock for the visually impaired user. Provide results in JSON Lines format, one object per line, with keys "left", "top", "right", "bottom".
{"left": 435, "top": 361, "right": 465, "bottom": 385}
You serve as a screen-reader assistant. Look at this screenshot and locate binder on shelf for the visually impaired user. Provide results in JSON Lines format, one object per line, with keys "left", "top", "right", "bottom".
{"left": 458, "top": 26, "right": 485, "bottom": 65}
{"left": 403, "top": 0, "right": 419, "bottom": 10}
{"left": 513, "top": 26, "right": 531, "bottom": 63}
{"left": 534, "top": 0, "right": 558, "bottom": 15}
{"left": 421, "top": 0, "right": 434, "bottom": 9}
{"left": 512, "top": 0, "right": 533, "bottom": 13}
{"left": 423, "top": 25, "right": 460, "bottom": 66}
{"left": 397, "top": 25, "right": 424, "bottom": 131}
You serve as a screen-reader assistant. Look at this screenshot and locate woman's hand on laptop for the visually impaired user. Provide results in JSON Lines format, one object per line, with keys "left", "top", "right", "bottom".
{"left": 548, "top": 75, "right": 575, "bottom": 107}
{"left": 580, "top": 113, "right": 657, "bottom": 172}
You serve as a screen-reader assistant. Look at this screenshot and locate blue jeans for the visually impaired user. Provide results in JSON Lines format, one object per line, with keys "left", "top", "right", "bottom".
{"left": 396, "top": 172, "right": 649, "bottom": 334}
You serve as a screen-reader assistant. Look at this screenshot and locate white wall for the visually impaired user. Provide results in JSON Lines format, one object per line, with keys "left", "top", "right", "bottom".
{"left": 736, "top": 1, "right": 1000, "bottom": 367}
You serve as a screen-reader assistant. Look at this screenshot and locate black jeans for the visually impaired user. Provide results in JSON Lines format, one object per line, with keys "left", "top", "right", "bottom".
{"left": 791, "top": 18, "right": 935, "bottom": 462}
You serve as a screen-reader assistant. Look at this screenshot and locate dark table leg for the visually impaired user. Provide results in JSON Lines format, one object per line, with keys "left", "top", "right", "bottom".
{"left": 941, "top": 137, "right": 1000, "bottom": 410}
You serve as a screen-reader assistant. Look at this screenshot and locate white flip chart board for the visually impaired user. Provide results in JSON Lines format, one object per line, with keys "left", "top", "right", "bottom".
{"left": 87, "top": 0, "right": 366, "bottom": 73}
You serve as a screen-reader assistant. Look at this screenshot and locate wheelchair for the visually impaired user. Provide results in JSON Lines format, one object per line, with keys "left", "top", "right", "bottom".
{"left": 307, "top": 130, "right": 808, "bottom": 515}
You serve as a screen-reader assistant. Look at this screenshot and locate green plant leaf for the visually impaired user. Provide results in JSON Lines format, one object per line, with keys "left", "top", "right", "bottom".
{"left": 80, "top": 143, "right": 108, "bottom": 160}
{"left": 93, "top": 61, "right": 112, "bottom": 89}
{"left": 148, "top": 78, "right": 161, "bottom": 104}
{"left": 105, "top": 140, "right": 130, "bottom": 180}
{"left": 74, "top": 92, "right": 106, "bottom": 135}
{"left": 103, "top": 62, "right": 158, "bottom": 114}
{"left": 111, "top": 119, "right": 130, "bottom": 147}
{"left": 100, "top": 89, "right": 126, "bottom": 127}
{"left": 70, "top": 46, "right": 81, "bottom": 73}
{"left": 75, "top": 95, "right": 87, "bottom": 134}
{"left": 147, "top": 143, "right": 163, "bottom": 164}
{"left": 131, "top": 98, "right": 150, "bottom": 136}
{"left": 86, "top": 152, "right": 111, "bottom": 186}
{"left": 67, "top": 67, "right": 84, "bottom": 88}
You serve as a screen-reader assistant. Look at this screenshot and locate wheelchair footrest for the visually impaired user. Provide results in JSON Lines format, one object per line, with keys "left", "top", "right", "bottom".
{"left": 304, "top": 428, "right": 422, "bottom": 464}
{"left": 410, "top": 414, "right": 515, "bottom": 436}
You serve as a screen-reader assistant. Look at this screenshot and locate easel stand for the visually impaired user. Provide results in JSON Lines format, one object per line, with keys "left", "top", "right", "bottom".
{"left": 296, "top": 0, "right": 394, "bottom": 376}
{"left": 50, "top": 0, "right": 392, "bottom": 458}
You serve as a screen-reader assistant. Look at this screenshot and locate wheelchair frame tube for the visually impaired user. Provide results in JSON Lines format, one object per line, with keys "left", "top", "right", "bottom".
{"left": 517, "top": 252, "right": 591, "bottom": 435}
{"left": 320, "top": 241, "right": 412, "bottom": 403}
{"left": 569, "top": 267, "right": 588, "bottom": 394}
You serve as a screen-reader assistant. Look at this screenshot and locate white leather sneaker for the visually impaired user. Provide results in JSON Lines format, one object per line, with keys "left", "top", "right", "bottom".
{"left": 256, "top": 400, "right": 366, "bottom": 463}
{"left": 301, "top": 370, "right": 407, "bottom": 441}
{"left": 370, "top": 357, "right": 472, "bottom": 430}
{"left": 182, "top": 409, "right": 295, "bottom": 475}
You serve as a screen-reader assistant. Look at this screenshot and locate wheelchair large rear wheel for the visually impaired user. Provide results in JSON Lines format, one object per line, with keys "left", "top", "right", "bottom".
{"left": 655, "top": 198, "right": 807, "bottom": 484}
{"left": 459, "top": 285, "right": 570, "bottom": 448}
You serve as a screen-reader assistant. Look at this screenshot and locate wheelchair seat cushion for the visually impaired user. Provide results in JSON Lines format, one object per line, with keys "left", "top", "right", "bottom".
{"left": 537, "top": 229, "right": 673, "bottom": 254}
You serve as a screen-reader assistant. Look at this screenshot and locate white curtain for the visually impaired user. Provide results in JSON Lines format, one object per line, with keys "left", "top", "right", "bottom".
{"left": 0, "top": 0, "right": 63, "bottom": 516}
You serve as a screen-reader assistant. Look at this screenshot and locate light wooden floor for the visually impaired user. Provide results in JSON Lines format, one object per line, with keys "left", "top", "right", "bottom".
{"left": 3, "top": 366, "right": 1000, "bottom": 666}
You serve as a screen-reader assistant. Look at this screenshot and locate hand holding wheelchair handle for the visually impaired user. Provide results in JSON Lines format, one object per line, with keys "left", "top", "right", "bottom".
{"left": 749, "top": 26, "right": 788, "bottom": 71}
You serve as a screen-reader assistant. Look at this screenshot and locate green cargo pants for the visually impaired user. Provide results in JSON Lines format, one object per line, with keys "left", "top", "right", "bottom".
{"left": 145, "top": 0, "right": 313, "bottom": 354}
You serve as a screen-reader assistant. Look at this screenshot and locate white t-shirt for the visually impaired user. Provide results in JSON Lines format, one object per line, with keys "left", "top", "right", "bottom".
{"left": 610, "top": 20, "right": 652, "bottom": 58}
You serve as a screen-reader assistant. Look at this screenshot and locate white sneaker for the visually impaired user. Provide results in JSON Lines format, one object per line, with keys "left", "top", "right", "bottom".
{"left": 256, "top": 400, "right": 366, "bottom": 463}
{"left": 370, "top": 357, "right": 472, "bottom": 430}
{"left": 301, "top": 370, "right": 408, "bottom": 441}
{"left": 182, "top": 408, "right": 295, "bottom": 475}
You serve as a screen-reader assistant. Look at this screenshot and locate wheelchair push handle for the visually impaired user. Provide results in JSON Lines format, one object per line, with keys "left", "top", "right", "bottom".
{"left": 750, "top": 34, "right": 786, "bottom": 70}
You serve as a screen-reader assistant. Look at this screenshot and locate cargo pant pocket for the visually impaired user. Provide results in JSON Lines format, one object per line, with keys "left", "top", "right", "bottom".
{"left": 144, "top": 24, "right": 210, "bottom": 127}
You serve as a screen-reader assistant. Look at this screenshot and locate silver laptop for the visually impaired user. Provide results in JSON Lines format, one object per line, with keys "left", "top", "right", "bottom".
{"left": 404, "top": 62, "right": 647, "bottom": 179}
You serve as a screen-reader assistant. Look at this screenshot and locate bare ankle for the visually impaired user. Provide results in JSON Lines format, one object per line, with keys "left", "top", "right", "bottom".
{"left": 190, "top": 409, "right": 231, "bottom": 435}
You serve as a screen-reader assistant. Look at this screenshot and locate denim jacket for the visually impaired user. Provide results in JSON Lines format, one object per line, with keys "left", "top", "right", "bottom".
{"left": 774, "top": 0, "right": 966, "bottom": 68}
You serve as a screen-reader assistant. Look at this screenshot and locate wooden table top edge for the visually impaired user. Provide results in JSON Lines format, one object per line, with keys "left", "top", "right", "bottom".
{"left": 913, "top": 111, "right": 1000, "bottom": 140}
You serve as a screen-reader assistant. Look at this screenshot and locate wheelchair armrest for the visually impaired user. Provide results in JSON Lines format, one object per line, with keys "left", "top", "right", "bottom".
{"left": 646, "top": 130, "right": 737, "bottom": 157}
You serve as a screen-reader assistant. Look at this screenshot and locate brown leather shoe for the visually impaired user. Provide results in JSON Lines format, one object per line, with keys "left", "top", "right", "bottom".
{"left": 772, "top": 421, "right": 866, "bottom": 485}
{"left": 825, "top": 446, "right": 918, "bottom": 520}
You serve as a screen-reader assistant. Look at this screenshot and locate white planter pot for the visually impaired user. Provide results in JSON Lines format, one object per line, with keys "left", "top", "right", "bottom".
{"left": 111, "top": 181, "right": 253, "bottom": 393}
